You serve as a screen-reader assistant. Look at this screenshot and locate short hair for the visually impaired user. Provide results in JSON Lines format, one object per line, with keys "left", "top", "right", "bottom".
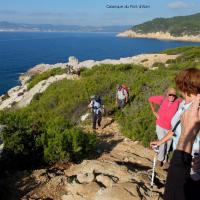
{"left": 175, "top": 68, "right": 200, "bottom": 95}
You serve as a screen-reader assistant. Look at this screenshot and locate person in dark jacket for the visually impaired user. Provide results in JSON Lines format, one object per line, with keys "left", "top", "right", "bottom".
{"left": 164, "top": 94, "right": 200, "bottom": 200}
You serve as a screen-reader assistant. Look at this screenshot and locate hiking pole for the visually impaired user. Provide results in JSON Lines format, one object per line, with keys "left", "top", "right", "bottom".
{"left": 150, "top": 145, "right": 159, "bottom": 197}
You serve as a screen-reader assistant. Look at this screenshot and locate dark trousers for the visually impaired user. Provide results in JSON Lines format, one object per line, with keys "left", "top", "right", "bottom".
{"left": 164, "top": 150, "right": 200, "bottom": 200}
{"left": 117, "top": 99, "right": 125, "bottom": 109}
{"left": 92, "top": 112, "right": 102, "bottom": 129}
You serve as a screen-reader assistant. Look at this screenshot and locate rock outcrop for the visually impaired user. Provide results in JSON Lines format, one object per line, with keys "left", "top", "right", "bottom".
{"left": 0, "top": 73, "right": 79, "bottom": 110}
{"left": 117, "top": 30, "right": 200, "bottom": 42}
{"left": 12, "top": 118, "right": 166, "bottom": 200}
{"left": 77, "top": 54, "right": 178, "bottom": 69}
{"left": 20, "top": 63, "right": 68, "bottom": 85}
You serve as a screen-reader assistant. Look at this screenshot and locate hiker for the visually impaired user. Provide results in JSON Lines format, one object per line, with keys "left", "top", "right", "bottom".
{"left": 151, "top": 68, "right": 200, "bottom": 173}
{"left": 116, "top": 85, "right": 128, "bottom": 109}
{"left": 149, "top": 87, "right": 182, "bottom": 167}
{"left": 164, "top": 94, "right": 200, "bottom": 200}
{"left": 88, "top": 95, "right": 103, "bottom": 130}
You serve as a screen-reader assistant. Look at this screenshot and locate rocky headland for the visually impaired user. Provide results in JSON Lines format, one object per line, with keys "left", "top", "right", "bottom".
{"left": 117, "top": 30, "right": 200, "bottom": 42}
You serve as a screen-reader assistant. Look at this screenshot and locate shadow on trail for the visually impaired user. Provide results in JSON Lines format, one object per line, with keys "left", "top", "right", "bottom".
{"left": 96, "top": 137, "right": 124, "bottom": 156}
{"left": 0, "top": 170, "right": 39, "bottom": 200}
{"left": 116, "top": 161, "right": 151, "bottom": 171}
{"left": 154, "top": 176, "right": 165, "bottom": 189}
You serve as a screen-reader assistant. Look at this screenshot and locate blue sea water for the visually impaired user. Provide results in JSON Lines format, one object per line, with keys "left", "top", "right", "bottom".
{"left": 0, "top": 32, "right": 200, "bottom": 95}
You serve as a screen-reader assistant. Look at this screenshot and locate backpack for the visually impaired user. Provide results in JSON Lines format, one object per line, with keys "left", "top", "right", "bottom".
{"left": 122, "top": 84, "right": 129, "bottom": 95}
{"left": 92, "top": 98, "right": 102, "bottom": 114}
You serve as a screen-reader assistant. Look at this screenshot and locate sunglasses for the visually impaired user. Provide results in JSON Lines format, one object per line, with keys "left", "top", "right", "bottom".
{"left": 168, "top": 94, "right": 176, "bottom": 97}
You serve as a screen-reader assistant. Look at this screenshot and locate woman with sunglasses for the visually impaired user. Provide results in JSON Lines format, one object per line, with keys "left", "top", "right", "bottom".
{"left": 149, "top": 88, "right": 182, "bottom": 167}
{"left": 151, "top": 68, "right": 200, "bottom": 172}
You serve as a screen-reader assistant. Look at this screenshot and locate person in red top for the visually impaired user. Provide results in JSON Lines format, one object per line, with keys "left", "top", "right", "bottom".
{"left": 149, "top": 88, "right": 182, "bottom": 167}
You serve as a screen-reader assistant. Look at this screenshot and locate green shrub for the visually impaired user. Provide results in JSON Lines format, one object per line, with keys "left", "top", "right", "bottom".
{"left": 1, "top": 93, "right": 10, "bottom": 101}
{"left": 1, "top": 46, "right": 200, "bottom": 167}
{"left": 152, "top": 62, "right": 165, "bottom": 68}
{"left": 131, "top": 13, "right": 200, "bottom": 36}
{"left": 27, "top": 67, "right": 67, "bottom": 90}
{"left": 0, "top": 111, "right": 97, "bottom": 164}
{"left": 141, "top": 59, "right": 148, "bottom": 62}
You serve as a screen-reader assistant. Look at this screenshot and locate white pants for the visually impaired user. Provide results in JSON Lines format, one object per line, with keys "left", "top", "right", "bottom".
{"left": 156, "top": 125, "right": 172, "bottom": 162}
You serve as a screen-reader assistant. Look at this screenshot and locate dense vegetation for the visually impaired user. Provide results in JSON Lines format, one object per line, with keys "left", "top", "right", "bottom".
{"left": 0, "top": 46, "right": 200, "bottom": 168}
{"left": 27, "top": 67, "right": 67, "bottom": 90}
{"left": 131, "top": 13, "right": 200, "bottom": 36}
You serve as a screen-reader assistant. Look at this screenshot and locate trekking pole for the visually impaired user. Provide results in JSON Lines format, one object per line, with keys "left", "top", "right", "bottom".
{"left": 150, "top": 145, "right": 159, "bottom": 197}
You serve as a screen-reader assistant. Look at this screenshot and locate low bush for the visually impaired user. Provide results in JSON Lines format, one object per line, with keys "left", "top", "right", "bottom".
{"left": 0, "top": 111, "right": 97, "bottom": 165}
{"left": 1, "top": 46, "right": 200, "bottom": 167}
{"left": 27, "top": 67, "right": 67, "bottom": 90}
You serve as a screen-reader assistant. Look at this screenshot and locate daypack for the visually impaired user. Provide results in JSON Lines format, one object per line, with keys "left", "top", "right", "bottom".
{"left": 117, "top": 88, "right": 127, "bottom": 100}
{"left": 92, "top": 99, "right": 101, "bottom": 114}
{"left": 122, "top": 84, "right": 129, "bottom": 95}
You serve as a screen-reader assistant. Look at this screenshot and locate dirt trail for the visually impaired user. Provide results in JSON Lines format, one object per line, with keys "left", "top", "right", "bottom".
{"left": 1, "top": 117, "right": 167, "bottom": 200}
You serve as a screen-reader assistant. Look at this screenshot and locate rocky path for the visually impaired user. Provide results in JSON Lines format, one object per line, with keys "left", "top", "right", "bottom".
{"left": 7, "top": 117, "right": 167, "bottom": 200}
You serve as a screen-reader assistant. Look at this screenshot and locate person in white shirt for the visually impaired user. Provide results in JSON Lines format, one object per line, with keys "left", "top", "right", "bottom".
{"left": 116, "top": 85, "right": 128, "bottom": 109}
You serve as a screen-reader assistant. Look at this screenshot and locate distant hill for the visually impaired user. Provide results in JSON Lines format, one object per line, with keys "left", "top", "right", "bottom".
{"left": 131, "top": 13, "right": 200, "bottom": 36}
{"left": 0, "top": 21, "right": 131, "bottom": 33}
{"left": 117, "top": 13, "right": 200, "bottom": 42}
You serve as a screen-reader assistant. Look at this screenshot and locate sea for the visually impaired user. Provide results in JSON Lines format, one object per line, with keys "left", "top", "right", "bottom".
{"left": 0, "top": 32, "right": 200, "bottom": 95}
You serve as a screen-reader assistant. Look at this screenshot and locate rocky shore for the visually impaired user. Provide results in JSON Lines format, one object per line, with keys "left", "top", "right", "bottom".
{"left": 0, "top": 53, "right": 178, "bottom": 111}
{"left": 117, "top": 30, "right": 200, "bottom": 42}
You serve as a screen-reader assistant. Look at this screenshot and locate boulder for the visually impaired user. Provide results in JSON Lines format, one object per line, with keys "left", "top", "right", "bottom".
{"left": 96, "top": 174, "right": 115, "bottom": 188}
{"left": 68, "top": 56, "right": 79, "bottom": 66}
{"left": 62, "top": 194, "right": 85, "bottom": 200}
{"left": 77, "top": 172, "right": 95, "bottom": 184}
{"left": 95, "top": 182, "right": 141, "bottom": 200}
{"left": 65, "top": 182, "right": 100, "bottom": 200}
{"left": 64, "top": 160, "right": 132, "bottom": 183}
{"left": 7, "top": 86, "right": 21, "bottom": 97}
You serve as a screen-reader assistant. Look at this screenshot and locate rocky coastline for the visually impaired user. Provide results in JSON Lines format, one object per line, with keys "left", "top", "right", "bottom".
{"left": 117, "top": 30, "right": 200, "bottom": 42}
{"left": 0, "top": 53, "right": 178, "bottom": 111}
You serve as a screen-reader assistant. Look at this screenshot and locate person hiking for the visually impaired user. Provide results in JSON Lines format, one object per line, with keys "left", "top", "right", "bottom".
{"left": 88, "top": 95, "right": 103, "bottom": 130}
{"left": 149, "top": 87, "right": 182, "bottom": 168}
{"left": 164, "top": 94, "right": 200, "bottom": 200}
{"left": 116, "top": 85, "right": 128, "bottom": 109}
{"left": 151, "top": 68, "right": 200, "bottom": 175}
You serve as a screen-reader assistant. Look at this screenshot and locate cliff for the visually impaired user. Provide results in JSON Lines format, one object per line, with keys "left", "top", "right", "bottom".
{"left": 117, "top": 30, "right": 200, "bottom": 42}
{"left": 118, "top": 13, "right": 200, "bottom": 42}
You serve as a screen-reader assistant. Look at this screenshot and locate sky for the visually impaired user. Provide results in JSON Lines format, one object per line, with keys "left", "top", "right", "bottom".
{"left": 0, "top": 0, "right": 199, "bottom": 26}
